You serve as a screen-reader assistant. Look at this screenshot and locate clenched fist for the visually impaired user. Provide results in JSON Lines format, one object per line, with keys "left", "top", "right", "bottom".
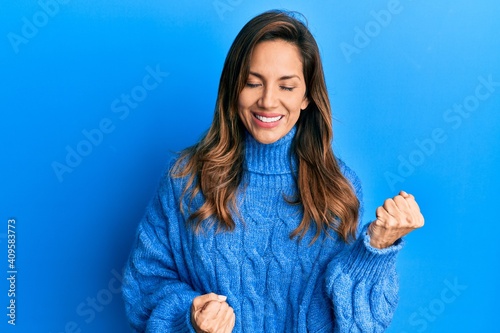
{"left": 191, "top": 293, "right": 235, "bottom": 333}
{"left": 368, "top": 191, "right": 424, "bottom": 249}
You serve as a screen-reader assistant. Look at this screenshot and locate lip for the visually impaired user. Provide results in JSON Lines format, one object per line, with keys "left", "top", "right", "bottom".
{"left": 252, "top": 111, "right": 283, "bottom": 118}
{"left": 251, "top": 112, "right": 284, "bottom": 128}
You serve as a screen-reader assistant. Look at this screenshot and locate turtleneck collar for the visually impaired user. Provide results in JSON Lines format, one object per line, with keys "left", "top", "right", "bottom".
{"left": 243, "top": 126, "right": 298, "bottom": 175}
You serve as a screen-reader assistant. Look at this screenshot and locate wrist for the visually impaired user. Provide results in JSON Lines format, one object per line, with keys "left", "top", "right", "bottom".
{"left": 369, "top": 238, "right": 393, "bottom": 249}
{"left": 367, "top": 223, "right": 393, "bottom": 249}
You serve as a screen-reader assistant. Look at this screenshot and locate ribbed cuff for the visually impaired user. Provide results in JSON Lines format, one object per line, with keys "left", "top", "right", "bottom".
{"left": 170, "top": 307, "right": 196, "bottom": 333}
{"left": 342, "top": 225, "right": 404, "bottom": 281}
{"left": 146, "top": 304, "right": 196, "bottom": 333}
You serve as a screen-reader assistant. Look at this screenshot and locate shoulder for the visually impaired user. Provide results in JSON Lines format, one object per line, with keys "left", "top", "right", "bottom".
{"left": 153, "top": 152, "right": 188, "bottom": 201}
{"left": 155, "top": 152, "right": 179, "bottom": 183}
{"left": 156, "top": 150, "right": 204, "bottom": 209}
{"left": 158, "top": 150, "right": 192, "bottom": 180}
{"left": 336, "top": 157, "right": 364, "bottom": 222}
{"left": 336, "top": 158, "right": 362, "bottom": 197}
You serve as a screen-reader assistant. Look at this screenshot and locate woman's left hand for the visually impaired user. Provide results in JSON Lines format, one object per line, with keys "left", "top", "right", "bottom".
{"left": 368, "top": 191, "right": 424, "bottom": 249}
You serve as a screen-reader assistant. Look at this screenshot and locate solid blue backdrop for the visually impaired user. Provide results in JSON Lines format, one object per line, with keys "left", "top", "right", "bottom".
{"left": 1, "top": 1, "right": 499, "bottom": 332}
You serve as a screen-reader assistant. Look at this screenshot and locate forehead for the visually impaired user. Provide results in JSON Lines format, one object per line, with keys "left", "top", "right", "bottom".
{"left": 248, "top": 40, "right": 304, "bottom": 78}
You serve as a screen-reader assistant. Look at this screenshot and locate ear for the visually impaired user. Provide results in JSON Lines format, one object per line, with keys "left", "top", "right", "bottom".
{"left": 300, "top": 96, "right": 310, "bottom": 111}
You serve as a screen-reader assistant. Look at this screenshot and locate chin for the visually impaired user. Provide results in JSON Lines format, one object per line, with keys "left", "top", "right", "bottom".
{"left": 253, "top": 132, "right": 281, "bottom": 144}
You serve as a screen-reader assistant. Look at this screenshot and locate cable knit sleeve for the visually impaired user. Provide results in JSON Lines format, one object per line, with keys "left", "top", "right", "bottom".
{"left": 323, "top": 160, "right": 403, "bottom": 332}
{"left": 122, "top": 161, "right": 198, "bottom": 333}
{"left": 325, "top": 226, "right": 403, "bottom": 332}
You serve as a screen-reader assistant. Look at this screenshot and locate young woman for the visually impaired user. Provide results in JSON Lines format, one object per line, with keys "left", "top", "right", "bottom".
{"left": 122, "top": 10, "right": 424, "bottom": 333}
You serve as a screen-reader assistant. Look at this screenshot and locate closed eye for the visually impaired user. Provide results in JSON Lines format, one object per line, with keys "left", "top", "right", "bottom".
{"left": 246, "top": 83, "right": 261, "bottom": 88}
{"left": 280, "top": 86, "right": 294, "bottom": 92}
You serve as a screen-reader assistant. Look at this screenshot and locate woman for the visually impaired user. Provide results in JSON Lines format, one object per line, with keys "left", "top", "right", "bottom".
{"left": 123, "top": 10, "right": 424, "bottom": 333}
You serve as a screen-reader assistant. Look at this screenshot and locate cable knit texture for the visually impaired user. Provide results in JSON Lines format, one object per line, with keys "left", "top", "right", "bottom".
{"left": 123, "top": 127, "right": 402, "bottom": 332}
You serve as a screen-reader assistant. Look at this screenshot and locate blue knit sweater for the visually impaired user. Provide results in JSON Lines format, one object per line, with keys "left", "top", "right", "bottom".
{"left": 122, "top": 127, "right": 403, "bottom": 332}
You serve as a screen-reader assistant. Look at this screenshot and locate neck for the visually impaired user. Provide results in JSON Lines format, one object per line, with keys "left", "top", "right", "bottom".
{"left": 244, "top": 127, "right": 298, "bottom": 175}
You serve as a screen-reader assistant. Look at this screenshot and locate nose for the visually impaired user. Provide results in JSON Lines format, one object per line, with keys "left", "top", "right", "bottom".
{"left": 257, "top": 86, "right": 279, "bottom": 109}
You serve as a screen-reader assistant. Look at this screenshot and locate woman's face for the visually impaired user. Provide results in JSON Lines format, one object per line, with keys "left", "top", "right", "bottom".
{"left": 238, "top": 40, "right": 309, "bottom": 144}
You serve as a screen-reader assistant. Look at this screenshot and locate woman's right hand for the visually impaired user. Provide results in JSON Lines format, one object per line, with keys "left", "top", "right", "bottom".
{"left": 191, "top": 293, "right": 235, "bottom": 333}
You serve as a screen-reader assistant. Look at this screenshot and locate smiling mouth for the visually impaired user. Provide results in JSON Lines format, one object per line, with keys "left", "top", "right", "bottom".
{"left": 253, "top": 113, "right": 284, "bottom": 123}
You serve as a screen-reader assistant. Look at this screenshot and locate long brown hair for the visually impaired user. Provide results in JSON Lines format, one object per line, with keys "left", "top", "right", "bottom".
{"left": 173, "top": 10, "right": 359, "bottom": 243}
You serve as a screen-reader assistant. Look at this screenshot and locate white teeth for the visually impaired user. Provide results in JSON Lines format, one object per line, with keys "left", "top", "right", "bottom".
{"left": 255, "top": 114, "right": 282, "bottom": 123}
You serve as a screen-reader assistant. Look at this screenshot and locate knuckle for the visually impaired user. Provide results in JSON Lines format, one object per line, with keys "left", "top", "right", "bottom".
{"left": 372, "top": 219, "right": 384, "bottom": 229}
{"left": 376, "top": 208, "right": 387, "bottom": 220}
{"left": 387, "top": 216, "right": 399, "bottom": 228}
{"left": 380, "top": 218, "right": 391, "bottom": 228}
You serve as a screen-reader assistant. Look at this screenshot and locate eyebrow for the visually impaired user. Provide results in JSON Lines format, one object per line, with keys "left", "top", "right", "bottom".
{"left": 248, "top": 71, "right": 300, "bottom": 81}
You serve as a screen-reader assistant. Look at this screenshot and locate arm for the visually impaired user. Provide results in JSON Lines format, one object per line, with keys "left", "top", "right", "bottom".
{"left": 122, "top": 164, "right": 236, "bottom": 333}
{"left": 319, "top": 161, "right": 423, "bottom": 332}
{"left": 122, "top": 187, "right": 199, "bottom": 333}
{"left": 325, "top": 225, "right": 403, "bottom": 332}
{"left": 328, "top": 162, "right": 401, "bottom": 332}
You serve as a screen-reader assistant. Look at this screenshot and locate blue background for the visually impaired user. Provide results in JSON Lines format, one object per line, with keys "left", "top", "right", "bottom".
{"left": 1, "top": 0, "right": 499, "bottom": 332}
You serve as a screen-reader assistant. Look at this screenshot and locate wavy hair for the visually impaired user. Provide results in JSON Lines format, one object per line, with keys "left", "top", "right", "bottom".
{"left": 173, "top": 10, "right": 359, "bottom": 243}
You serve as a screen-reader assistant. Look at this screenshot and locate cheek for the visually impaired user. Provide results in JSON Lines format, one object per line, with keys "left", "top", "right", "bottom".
{"left": 290, "top": 109, "right": 301, "bottom": 122}
{"left": 285, "top": 95, "right": 307, "bottom": 114}
{"left": 236, "top": 95, "right": 246, "bottom": 117}
{"left": 238, "top": 90, "right": 253, "bottom": 109}
{"left": 237, "top": 95, "right": 251, "bottom": 123}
